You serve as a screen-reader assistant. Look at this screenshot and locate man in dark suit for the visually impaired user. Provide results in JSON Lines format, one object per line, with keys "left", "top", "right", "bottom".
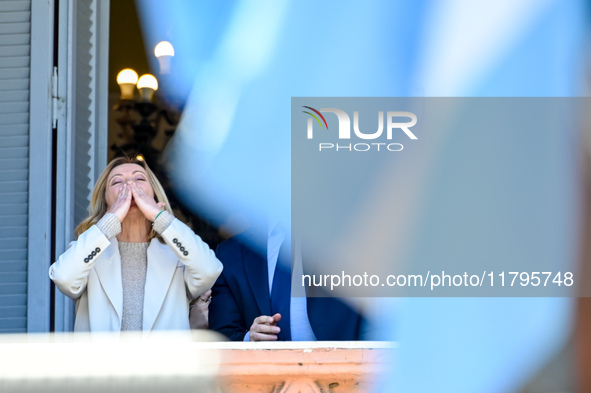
{"left": 208, "top": 230, "right": 364, "bottom": 341}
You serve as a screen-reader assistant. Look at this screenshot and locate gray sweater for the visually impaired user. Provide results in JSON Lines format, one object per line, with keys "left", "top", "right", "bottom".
{"left": 96, "top": 211, "right": 174, "bottom": 331}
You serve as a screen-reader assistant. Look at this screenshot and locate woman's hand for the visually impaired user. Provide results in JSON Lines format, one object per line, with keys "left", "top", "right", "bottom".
{"left": 189, "top": 290, "right": 212, "bottom": 329}
{"left": 106, "top": 184, "right": 132, "bottom": 222}
{"left": 130, "top": 183, "right": 166, "bottom": 221}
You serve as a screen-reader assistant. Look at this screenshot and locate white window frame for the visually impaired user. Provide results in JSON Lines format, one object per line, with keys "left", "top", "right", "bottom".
{"left": 52, "top": 0, "right": 110, "bottom": 332}
{"left": 27, "top": 0, "right": 55, "bottom": 333}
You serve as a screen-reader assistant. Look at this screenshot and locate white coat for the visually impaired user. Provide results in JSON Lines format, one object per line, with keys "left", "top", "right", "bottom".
{"left": 49, "top": 218, "right": 223, "bottom": 332}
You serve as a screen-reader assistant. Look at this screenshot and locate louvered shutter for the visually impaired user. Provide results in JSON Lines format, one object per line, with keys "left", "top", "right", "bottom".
{"left": 67, "top": 0, "right": 109, "bottom": 236}
{"left": 0, "top": 0, "right": 31, "bottom": 333}
{"left": 0, "top": 0, "right": 107, "bottom": 333}
{"left": 53, "top": 0, "right": 109, "bottom": 331}
{"left": 73, "top": 0, "right": 95, "bottom": 226}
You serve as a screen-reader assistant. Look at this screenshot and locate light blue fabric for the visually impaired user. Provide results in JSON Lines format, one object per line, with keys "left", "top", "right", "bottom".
{"left": 135, "top": 0, "right": 587, "bottom": 391}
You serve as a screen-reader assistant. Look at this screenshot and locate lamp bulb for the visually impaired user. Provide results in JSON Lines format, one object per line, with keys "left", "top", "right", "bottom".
{"left": 116, "top": 68, "right": 138, "bottom": 85}
{"left": 154, "top": 41, "right": 174, "bottom": 58}
{"left": 137, "top": 74, "right": 158, "bottom": 91}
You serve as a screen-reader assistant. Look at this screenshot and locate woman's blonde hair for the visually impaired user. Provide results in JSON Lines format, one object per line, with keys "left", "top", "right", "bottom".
{"left": 74, "top": 156, "right": 173, "bottom": 241}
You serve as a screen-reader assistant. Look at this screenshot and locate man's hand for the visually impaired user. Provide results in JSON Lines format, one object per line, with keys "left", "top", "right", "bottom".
{"left": 248, "top": 313, "right": 282, "bottom": 341}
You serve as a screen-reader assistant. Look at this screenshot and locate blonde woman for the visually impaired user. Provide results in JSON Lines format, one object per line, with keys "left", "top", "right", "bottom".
{"left": 49, "top": 156, "right": 222, "bottom": 332}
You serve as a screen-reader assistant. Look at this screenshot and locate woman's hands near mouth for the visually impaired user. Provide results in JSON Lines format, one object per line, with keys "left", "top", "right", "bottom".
{"left": 107, "top": 184, "right": 132, "bottom": 222}
{"left": 130, "top": 182, "right": 166, "bottom": 221}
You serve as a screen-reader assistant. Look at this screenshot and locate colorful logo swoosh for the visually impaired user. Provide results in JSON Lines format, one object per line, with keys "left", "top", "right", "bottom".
{"left": 302, "top": 106, "right": 328, "bottom": 130}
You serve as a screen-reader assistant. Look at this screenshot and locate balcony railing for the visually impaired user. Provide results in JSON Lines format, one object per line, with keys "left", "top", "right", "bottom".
{"left": 0, "top": 332, "right": 395, "bottom": 393}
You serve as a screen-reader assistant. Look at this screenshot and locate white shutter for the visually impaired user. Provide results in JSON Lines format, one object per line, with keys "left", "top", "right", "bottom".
{"left": 0, "top": 0, "right": 31, "bottom": 333}
{"left": 53, "top": 0, "right": 109, "bottom": 332}
{"left": 0, "top": 0, "right": 108, "bottom": 333}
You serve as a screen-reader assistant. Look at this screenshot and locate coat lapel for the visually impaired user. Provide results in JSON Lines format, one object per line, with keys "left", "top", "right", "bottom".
{"left": 93, "top": 237, "right": 123, "bottom": 324}
{"left": 143, "top": 239, "right": 178, "bottom": 331}
{"left": 243, "top": 244, "right": 272, "bottom": 317}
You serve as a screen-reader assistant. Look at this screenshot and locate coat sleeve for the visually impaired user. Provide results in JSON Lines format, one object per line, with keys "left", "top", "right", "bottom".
{"left": 158, "top": 218, "right": 223, "bottom": 301}
{"left": 208, "top": 240, "right": 249, "bottom": 341}
{"left": 48, "top": 225, "right": 112, "bottom": 300}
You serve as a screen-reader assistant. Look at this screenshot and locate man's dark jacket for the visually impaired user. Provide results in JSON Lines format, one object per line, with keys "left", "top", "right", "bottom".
{"left": 209, "top": 234, "right": 364, "bottom": 341}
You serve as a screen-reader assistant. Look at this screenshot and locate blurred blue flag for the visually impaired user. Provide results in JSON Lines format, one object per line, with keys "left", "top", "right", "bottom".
{"left": 136, "top": 1, "right": 588, "bottom": 392}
